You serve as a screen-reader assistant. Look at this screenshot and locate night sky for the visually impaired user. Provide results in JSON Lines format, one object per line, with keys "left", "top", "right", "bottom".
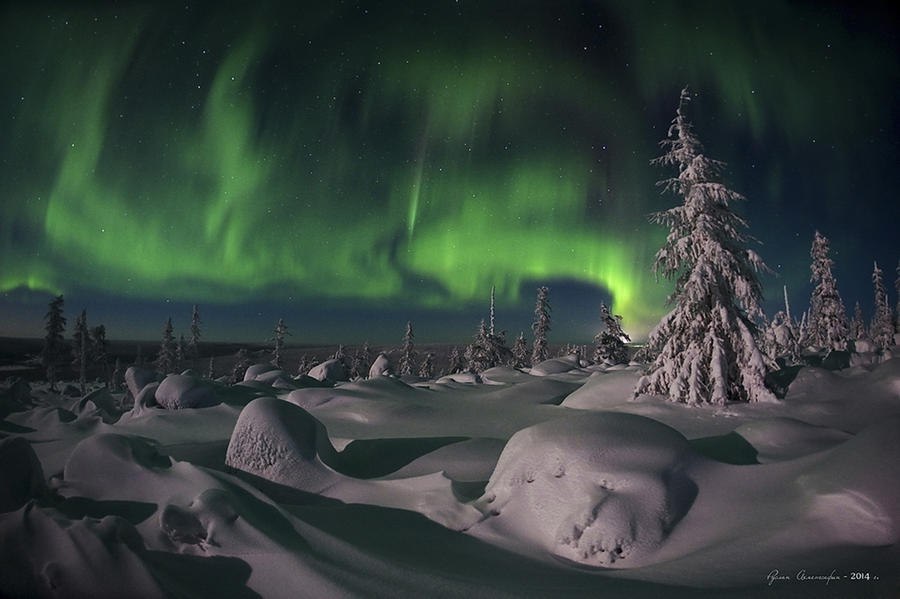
{"left": 1, "top": 1, "right": 898, "bottom": 344}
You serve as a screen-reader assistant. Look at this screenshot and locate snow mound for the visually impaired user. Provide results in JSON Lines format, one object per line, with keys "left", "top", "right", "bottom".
{"left": 125, "top": 366, "right": 162, "bottom": 399}
{"left": 435, "top": 372, "right": 482, "bottom": 384}
{"left": 561, "top": 369, "right": 643, "bottom": 409}
{"left": 155, "top": 374, "right": 220, "bottom": 410}
{"left": 0, "top": 504, "right": 164, "bottom": 598}
{"left": 734, "top": 417, "right": 852, "bottom": 462}
{"left": 63, "top": 433, "right": 173, "bottom": 497}
{"left": 78, "top": 387, "right": 119, "bottom": 422}
{"left": 225, "top": 397, "right": 339, "bottom": 493}
{"left": 308, "top": 359, "right": 349, "bottom": 383}
{"left": 0, "top": 436, "right": 47, "bottom": 512}
{"left": 529, "top": 355, "right": 582, "bottom": 376}
{"left": 243, "top": 363, "right": 276, "bottom": 382}
{"left": 368, "top": 352, "right": 392, "bottom": 377}
{"left": 469, "top": 412, "right": 695, "bottom": 568}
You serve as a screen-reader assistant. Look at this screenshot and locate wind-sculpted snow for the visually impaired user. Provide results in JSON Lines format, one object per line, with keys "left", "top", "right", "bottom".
{"left": 468, "top": 412, "right": 697, "bottom": 568}
{"left": 3, "top": 356, "right": 900, "bottom": 596}
{"left": 225, "top": 396, "right": 340, "bottom": 493}
{"left": 155, "top": 374, "right": 221, "bottom": 410}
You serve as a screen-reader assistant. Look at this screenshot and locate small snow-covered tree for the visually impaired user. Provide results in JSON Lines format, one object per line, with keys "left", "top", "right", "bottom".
{"left": 349, "top": 342, "right": 371, "bottom": 379}
{"left": 398, "top": 321, "right": 416, "bottom": 376}
{"left": 207, "top": 357, "right": 216, "bottom": 380}
{"left": 807, "top": 231, "right": 848, "bottom": 351}
{"left": 530, "top": 286, "right": 551, "bottom": 366}
{"left": 188, "top": 304, "right": 201, "bottom": 363}
{"left": 156, "top": 318, "right": 177, "bottom": 374}
{"left": 763, "top": 311, "right": 800, "bottom": 365}
{"left": 72, "top": 309, "right": 89, "bottom": 394}
{"left": 466, "top": 320, "right": 495, "bottom": 373}
{"left": 594, "top": 303, "right": 631, "bottom": 365}
{"left": 635, "top": 87, "right": 775, "bottom": 405}
{"left": 445, "top": 345, "right": 465, "bottom": 375}
{"left": 510, "top": 332, "right": 529, "bottom": 369}
{"left": 270, "top": 318, "right": 290, "bottom": 368}
{"left": 850, "top": 301, "right": 866, "bottom": 340}
{"left": 231, "top": 348, "right": 251, "bottom": 383}
{"left": 870, "top": 261, "right": 893, "bottom": 350}
{"left": 418, "top": 352, "right": 435, "bottom": 379}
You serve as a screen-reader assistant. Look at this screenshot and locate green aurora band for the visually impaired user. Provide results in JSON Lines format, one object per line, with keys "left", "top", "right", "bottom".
{"left": 2, "top": 2, "right": 896, "bottom": 339}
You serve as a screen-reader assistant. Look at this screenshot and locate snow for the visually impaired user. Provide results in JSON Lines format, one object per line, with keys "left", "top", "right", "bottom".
{"left": 2, "top": 353, "right": 900, "bottom": 597}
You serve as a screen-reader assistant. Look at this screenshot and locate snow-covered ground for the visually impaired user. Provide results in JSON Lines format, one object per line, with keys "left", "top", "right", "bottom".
{"left": 1, "top": 356, "right": 899, "bottom": 598}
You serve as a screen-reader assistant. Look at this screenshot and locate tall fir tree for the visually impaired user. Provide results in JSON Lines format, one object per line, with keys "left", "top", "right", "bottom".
{"left": 489, "top": 285, "right": 496, "bottom": 336}
{"left": 530, "top": 286, "right": 551, "bottom": 366}
{"left": 270, "top": 319, "right": 290, "bottom": 368}
{"left": 870, "top": 262, "right": 893, "bottom": 350}
{"left": 635, "top": 88, "right": 774, "bottom": 404}
{"left": 41, "top": 295, "right": 67, "bottom": 390}
{"left": 156, "top": 318, "right": 177, "bottom": 374}
{"left": 594, "top": 303, "right": 631, "bottom": 365}
{"left": 398, "top": 321, "right": 416, "bottom": 376}
{"left": 807, "top": 231, "right": 849, "bottom": 350}
{"left": 72, "top": 309, "right": 89, "bottom": 394}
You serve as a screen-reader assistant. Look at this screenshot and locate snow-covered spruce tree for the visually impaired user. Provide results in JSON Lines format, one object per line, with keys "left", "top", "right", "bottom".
{"left": 270, "top": 318, "right": 290, "bottom": 368}
{"left": 870, "top": 262, "right": 894, "bottom": 350}
{"left": 188, "top": 304, "right": 201, "bottom": 363}
{"left": 398, "top": 321, "right": 416, "bottom": 376}
{"left": 635, "top": 88, "right": 775, "bottom": 405}
{"left": 231, "top": 348, "right": 250, "bottom": 383}
{"left": 530, "top": 286, "right": 551, "bottom": 366}
{"left": 349, "top": 342, "right": 371, "bottom": 379}
{"left": 207, "top": 357, "right": 216, "bottom": 380}
{"left": 511, "top": 332, "right": 529, "bottom": 369}
{"left": 763, "top": 311, "right": 800, "bottom": 365}
{"left": 466, "top": 320, "right": 495, "bottom": 373}
{"left": 72, "top": 309, "right": 89, "bottom": 394}
{"left": 156, "top": 318, "right": 177, "bottom": 374}
{"left": 594, "top": 303, "right": 631, "bottom": 365}
{"left": 807, "top": 231, "right": 848, "bottom": 351}
{"left": 418, "top": 352, "right": 435, "bottom": 379}
{"left": 445, "top": 345, "right": 465, "bottom": 375}
{"left": 850, "top": 301, "right": 866, "bottom": 340}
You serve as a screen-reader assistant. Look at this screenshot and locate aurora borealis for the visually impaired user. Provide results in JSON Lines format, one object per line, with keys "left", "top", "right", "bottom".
{"left": 1, "top": 1, "right": 898, "bottom": 343}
